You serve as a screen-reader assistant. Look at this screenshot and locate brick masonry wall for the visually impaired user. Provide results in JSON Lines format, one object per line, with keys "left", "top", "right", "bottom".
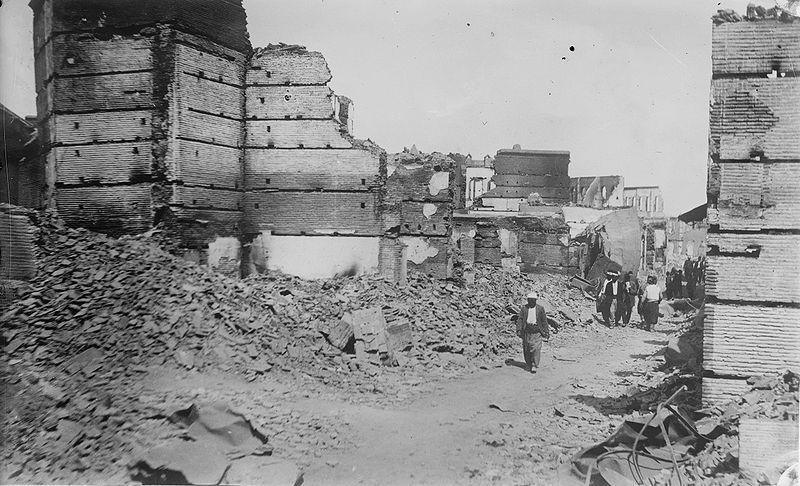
{"left": 704, "top": 16, "right": 800, "bottom": 403}
{"left": 242, "top": 45, "right": 389, "bottom": 278}
{"left": 31, "top": 0, "right": 250, "bottom": 246}
{"left": 30, "top": 2, "right": 460, "bottom": 282}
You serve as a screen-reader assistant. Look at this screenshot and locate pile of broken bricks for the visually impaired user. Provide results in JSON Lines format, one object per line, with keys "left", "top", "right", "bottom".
{"left": 0, "top": 209, "right": 599, "bottom": 483}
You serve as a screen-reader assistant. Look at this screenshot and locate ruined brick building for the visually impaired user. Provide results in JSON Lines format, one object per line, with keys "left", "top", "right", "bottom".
{"left": 703, "top": 9, "right": 800, "bottom": 403}
{"left": 569, "top": 176, "right": 624, "bottom": 209}
{"left": 27, "top": 0, "right": 456, "bottom": 280}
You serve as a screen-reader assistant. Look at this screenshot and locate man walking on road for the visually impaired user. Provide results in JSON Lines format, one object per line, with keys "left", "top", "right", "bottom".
{"left": 597, "top": 270, "right": 623, "bottom": 326}
{"left": 516, "top": 291, "right": 549, "bottom": 373}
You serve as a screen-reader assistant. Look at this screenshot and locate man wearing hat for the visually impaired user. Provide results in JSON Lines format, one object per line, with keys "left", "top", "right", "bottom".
{"left": 597, "top": 270, "right": 623, "bottom": 326}
{"left": 515, "top": 291, "right": 549, "bottom": 372}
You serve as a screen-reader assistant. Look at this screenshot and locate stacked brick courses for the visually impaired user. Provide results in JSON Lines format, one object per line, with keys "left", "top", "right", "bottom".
{"left": 243, "top": 45, "right": 385, "bottom": 239}
{"left": 31, "top": 0, "right": 250, "bottom": 242}
{"left": 703, "top": 13, "right": 800, "bottom": 404}
{"left": 485, "top": 149, "right": 571, "bottom": 204}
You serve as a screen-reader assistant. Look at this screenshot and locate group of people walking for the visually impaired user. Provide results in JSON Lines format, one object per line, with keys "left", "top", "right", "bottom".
{"left": 665, "top": 256, "right": 706, "bottom": 300}
{"left": 513, "top": 270, "right": 665, "bottom": 374}
{"left": 596, "top": 270, "right": 663, "bottom": 331}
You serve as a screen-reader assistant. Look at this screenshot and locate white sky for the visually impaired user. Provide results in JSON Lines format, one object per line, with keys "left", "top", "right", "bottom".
{"left": 1, "top": 0, "right": 759, "bottom": 215}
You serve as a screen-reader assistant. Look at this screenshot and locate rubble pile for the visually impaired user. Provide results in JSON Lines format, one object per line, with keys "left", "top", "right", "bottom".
{"left": 572, "top": 368, "right": 798, "bottom": 486}
{"left": 683, "top": 372, "right": 799, "bottom": 486}
{"left": 1, "top": 210, "right": 597, "bottom": 482}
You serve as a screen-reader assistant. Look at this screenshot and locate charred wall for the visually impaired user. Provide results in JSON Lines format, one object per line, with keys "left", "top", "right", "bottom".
{"left": 703, "top": 12, "right": 800, "bottom": 404}
{"left": 31, "top": 0, "right": 249, "bottom": 249}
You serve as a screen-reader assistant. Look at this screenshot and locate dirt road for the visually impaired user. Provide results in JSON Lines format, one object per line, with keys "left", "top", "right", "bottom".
{"left": 291, "top": 323, "right": 667, "bottom": 485}
{"left": 141, "top": 321, "right": 672, "bottom": 486}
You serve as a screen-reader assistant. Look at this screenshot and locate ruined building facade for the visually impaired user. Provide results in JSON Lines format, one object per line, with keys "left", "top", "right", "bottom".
{"left": 569, "top": 176, "right": 624, "bottom": 209}
{"left": 703, "top": 12, "right": 800, "bottom": 403}
{"left": 479, "top": 148, "right": 570, "bottom": 211}
{"left": 32, "top": 0, "right": 251, "bottom": 253}
{"left": 29, "top": 0, "right": 454, "bottom": 280}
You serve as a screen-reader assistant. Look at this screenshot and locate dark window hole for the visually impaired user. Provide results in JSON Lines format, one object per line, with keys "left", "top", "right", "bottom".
{"left": 360, "top": 202, "right": 365, "bottom": 208}
{"left": 254, "top": 203, "right": 260, "bottom": 209}
{"left": 132, "top": 147, "right": 139, "bottom": 154}
{"left": 266, "top": 178, "right": 271, "bottom": 184}
{"left": 73, "top": 122, "right": 79, "bottom": 129}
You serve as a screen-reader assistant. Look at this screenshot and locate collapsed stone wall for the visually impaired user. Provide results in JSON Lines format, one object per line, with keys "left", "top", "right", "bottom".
{"left": 28, "top": 1, "right": 459, "bottom": 282}
{"left": 703, "top": 11, "right": 800, "bottom": 404}
{"left": 452, "top": 211, "right": 575, "bottom": 275}
{"left": 242, "top": 44, "right": 387, "bottom": 279}
{"left": 31, "top": 0, "right": 250, "bottom": 274}
{"left": 383, "top": 149, "right": 457, "bottom": 280}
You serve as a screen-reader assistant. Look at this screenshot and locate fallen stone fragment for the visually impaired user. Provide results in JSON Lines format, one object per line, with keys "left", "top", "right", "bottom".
{"left": 64, "top": 347, "right": 103, "bottom": 375}
{"left": 224, "top": 456, "right": 303, "bottom": 486}
{"left": 130, "top": 439, "right": 229, "bottom": 485}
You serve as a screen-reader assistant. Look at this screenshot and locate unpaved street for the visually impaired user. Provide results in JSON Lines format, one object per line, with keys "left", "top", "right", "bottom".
{"left": 146, "top": 322, "right": 669, "bottom": 485}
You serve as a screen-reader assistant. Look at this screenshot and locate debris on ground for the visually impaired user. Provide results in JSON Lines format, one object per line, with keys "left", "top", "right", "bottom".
{"left": 0, "top": 209, "right": 599, "bottom": 483}
{"left": 570, "top": 368, "right": 799, "bottom": 486}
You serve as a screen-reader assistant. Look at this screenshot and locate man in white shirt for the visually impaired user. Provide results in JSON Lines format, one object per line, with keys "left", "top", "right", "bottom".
{"left": 515, "top": 291, "right": 550, "bottom": 372}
